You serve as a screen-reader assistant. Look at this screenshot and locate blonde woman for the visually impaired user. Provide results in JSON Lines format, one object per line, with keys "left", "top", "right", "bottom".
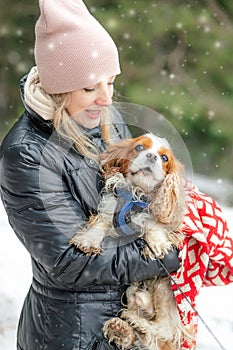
{"left": 0, "top": 1, "right": 180, "bottom": 349}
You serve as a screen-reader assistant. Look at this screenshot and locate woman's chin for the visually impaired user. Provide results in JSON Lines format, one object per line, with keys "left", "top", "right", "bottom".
{"left": 70, "top": 112, "right": 101, "bottom": 129}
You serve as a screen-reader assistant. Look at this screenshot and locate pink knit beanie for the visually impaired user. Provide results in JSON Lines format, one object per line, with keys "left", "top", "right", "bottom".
{"left": 34, "top": 0, "right": 121, "bottom": 94}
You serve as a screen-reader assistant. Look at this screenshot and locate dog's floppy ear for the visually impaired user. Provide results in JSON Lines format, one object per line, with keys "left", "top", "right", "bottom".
{"left": 149, "top": 159, "right": 185, "bottom": 230}
{"left": 99, "top": 138, "right": 134, "bottom": 179}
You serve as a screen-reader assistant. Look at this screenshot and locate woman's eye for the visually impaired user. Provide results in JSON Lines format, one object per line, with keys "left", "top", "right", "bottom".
{"left": 161, "top": 154, "right": 168, "bottom": 162}
{"left": 84, "top": 88, "right": 95, "bottom": 92}
{"left": 135, "top": 144, "right": 145, "bottom": 152}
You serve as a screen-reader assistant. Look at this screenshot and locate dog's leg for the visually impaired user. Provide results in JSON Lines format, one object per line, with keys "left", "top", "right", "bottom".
{"left": 103, "top": 317, "right": 137, "bottom": 349}
{"left": 126, "top": 282, "right": 156, "bottom": 319}
{"left": 142, "top": 221, "right": 175, "bottom": 258}
{"left": 120, "top": 310, "right": 160, "bottom": 350}
{"left": 131, "top": 213, "right": 175, "bottom": 258}
{"left": 70, "top": 216, "right": 107, "bottom": 255}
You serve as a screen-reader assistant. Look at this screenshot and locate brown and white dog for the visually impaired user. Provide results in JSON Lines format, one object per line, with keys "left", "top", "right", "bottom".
{"left": 71, "top": 133, "right": 191, "bottom": 349}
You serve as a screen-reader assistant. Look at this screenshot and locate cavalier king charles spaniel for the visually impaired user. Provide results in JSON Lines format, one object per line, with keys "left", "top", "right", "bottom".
{"left": 71, "top": 133, "right": 191, "bottom": 349}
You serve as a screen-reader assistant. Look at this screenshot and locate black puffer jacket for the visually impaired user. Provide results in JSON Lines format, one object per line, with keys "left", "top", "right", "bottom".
{"left": 0, "top": 77, "right": 180, "bottom": 350}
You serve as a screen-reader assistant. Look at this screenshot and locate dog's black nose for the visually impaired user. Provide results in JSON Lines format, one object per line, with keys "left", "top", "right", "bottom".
{"left": 146, "top": 153, "right": 158, "bottom": 161}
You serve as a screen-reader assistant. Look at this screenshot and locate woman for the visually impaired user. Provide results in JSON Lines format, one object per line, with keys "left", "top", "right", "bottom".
{"left": 0, "top": 1, "right": 180, "bottom": 349}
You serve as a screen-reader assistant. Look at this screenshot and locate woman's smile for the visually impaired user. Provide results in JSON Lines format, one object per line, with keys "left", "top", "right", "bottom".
{"left": 85, "top": 108, "right": 103, "bottom": 119}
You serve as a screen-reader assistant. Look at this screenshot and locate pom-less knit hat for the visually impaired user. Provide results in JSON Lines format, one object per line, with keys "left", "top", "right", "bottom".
{"left": 34, "top": 0, "right": 121, "bottom": 94}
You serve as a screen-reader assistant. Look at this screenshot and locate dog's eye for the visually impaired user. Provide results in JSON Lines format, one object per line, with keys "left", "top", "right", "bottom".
{"left": 135, "top": 144, "right": 145, "bottom": 152}
{"left": 161, "top": 154, "right": 168, "bottom": 162}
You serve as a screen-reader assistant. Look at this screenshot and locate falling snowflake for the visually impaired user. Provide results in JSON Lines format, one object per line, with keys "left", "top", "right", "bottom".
{"left": 89, "top": 73, "right": 96, "bottom": 80}
{"left": 214, "top": 41, "right": 221, "bottom": 48}
{"left": 123, "top": 32, "right": 130, "bottom": 40}
{"left": 48, "top": 42, "right": 55, "bottom": 51}
{"left": 91, "top": 51, "right": 98, "bottom": 58}
{"left": 176, "top": 22, "right": 183, "bottom": 29}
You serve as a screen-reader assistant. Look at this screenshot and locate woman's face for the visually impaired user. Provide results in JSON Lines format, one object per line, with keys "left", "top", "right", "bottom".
{"left": 65, "top": 76, "right": 116, "bottom": 129}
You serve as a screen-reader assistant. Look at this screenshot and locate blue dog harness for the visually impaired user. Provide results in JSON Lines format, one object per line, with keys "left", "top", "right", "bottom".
{"left": 113, "top": 187, "right": 149, "bottom": 236}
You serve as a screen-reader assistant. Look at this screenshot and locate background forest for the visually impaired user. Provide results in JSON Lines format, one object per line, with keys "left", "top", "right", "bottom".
{"left": 0, "top": 0, "right": 233, "bottom": 180}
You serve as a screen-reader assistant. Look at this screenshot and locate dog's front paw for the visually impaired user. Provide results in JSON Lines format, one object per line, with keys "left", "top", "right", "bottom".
{"left": 143, "top": 226, "right": 174, "bottom": 258}
{"left": 70, "top": 233, "right": 102, "bottom": 256}
{"left": 103, "top": 317, "right": 136, "bottom": 349}
{"left": 143, "top": 241, "right": 172, "bottom": 259}
{"left": 142, "top": 245, "right": 157, "bottom": 260}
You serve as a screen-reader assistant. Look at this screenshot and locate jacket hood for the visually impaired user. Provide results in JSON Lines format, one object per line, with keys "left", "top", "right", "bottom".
{"left": 20, "top": 66, "right": 56, "bottom": 120}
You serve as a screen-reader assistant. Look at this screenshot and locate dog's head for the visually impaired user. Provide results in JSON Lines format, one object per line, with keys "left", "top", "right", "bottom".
{"left": 99, "top": 133, "right": 183, "bottom": 193}
{"left": 100, "top": 133, "right": 185, "bottom": 229}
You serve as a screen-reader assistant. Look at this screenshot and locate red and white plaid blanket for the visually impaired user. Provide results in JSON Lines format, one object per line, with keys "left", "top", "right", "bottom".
{"left": 171, "top": 186, "right": 233, "bottom": 349}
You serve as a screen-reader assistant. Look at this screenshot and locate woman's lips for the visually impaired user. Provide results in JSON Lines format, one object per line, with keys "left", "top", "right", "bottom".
{"left": 85, "top": 109, "right": 102, "bottom": 119}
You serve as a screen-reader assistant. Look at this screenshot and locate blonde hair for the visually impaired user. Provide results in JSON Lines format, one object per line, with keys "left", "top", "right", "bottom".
{"left": 51, "top": 93, "right": 113, "bottom": 161}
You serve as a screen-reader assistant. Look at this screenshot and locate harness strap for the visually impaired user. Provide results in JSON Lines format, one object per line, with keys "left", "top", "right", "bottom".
{"left": 113, "top": 187, "right": 148, "bottom": 236}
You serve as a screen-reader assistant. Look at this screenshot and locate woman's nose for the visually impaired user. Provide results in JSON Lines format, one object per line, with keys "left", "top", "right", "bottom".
{"left": 95, "top": 85, "right": 113, "bottom": 106}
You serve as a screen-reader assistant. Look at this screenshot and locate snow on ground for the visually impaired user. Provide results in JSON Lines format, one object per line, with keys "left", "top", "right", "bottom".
{"left": 0, "top": 175, "right": 232, "bottom": 349}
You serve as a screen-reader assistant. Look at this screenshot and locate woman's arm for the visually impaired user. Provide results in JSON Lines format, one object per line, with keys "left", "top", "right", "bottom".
{"left": 0, "top": 141, "right": 180, "bottom": 289}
